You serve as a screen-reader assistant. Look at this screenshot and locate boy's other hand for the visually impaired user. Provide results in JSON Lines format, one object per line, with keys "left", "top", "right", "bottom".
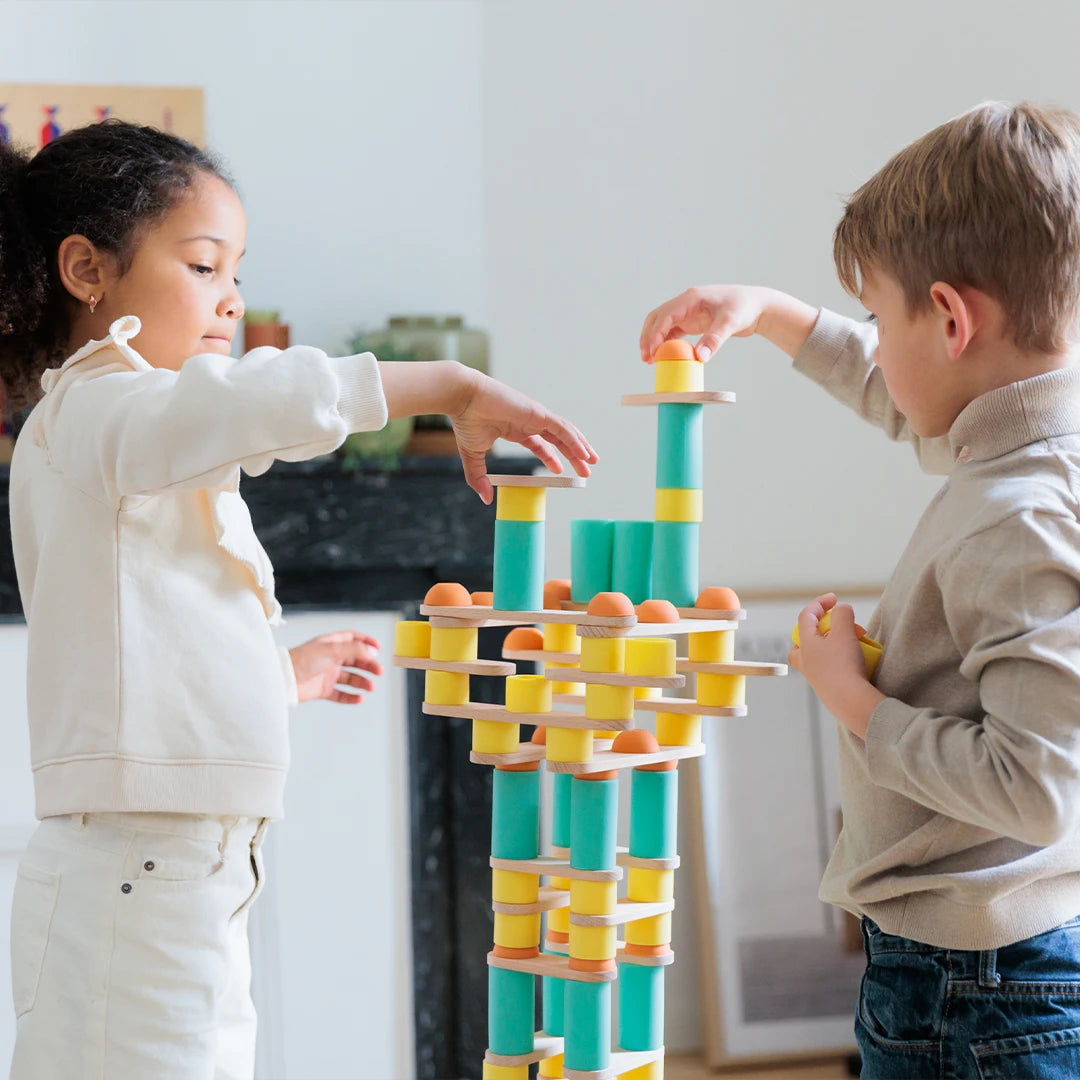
{"left": 640, "top": 285, "right": 771, "bottom": 363}
{"left": 789, "top": 594, "right": 885, "bottom": 739}
{"left": 290, "top": 631, "right": 384, "bottom": 705}
{"left": 449, "top": 369, "right": 598, "bottom": 505}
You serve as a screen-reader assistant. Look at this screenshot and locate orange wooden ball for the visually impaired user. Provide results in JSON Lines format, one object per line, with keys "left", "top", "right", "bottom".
{"left": 505, "top": 627, "right": 544, "bottom": 650}
{"left": 587, "top": 592, "right": 635, "bottom": 617}
{"left": 470, "top": 591, "right": 494, "bottom": 606}
{"left": 653, "top": 339, "right": 699, "bottom": 362}
{"left": 425, "top": 582, "right": 473, "bottom": 607}
{"left": 543, "top": 579, "right": 572, "bottom": 608}
{"left": 696, "top": 586, "right": 740, "bottom": 611}
{"left": 636, "top": 599, "right": 679, "bottom": 623}
{"left": 612, "top": 729, "right": 659, "bottom": 755}
{"left": 578, "top": 769, "right": 619, "bottom": 781}
{"left": 530, "top": 726, "right": 547, "bottom": 745}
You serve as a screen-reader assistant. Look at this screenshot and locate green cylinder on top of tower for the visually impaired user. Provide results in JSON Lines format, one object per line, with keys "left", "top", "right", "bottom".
{"left": 570, "top": 519, "right": 615, "bottom": 603}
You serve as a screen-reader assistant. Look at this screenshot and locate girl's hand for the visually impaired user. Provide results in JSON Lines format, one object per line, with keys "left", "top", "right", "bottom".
{"left": 640, "top": 285, "right": 772, "bottom": 363}
{"left": 788, "top": 594, "right": 885, "bottom": 739}
{"left": 449, "top": 369, "right": 598, "bottom": 504}
{"left": 289, "top": 631, "right": 384, "bottom": 705}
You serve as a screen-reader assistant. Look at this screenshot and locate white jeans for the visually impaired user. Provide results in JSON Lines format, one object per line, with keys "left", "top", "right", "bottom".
{"left": 8, "top": 811, "right": 269, "bottom": 1080}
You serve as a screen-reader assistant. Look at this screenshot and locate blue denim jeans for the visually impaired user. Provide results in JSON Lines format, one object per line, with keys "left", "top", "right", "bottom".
{"left": 857, "top": 915, "right": 1080, "bottom": 1079}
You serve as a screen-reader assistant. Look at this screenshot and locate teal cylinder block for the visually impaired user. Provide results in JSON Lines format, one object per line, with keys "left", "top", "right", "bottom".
{"left": 494, "top": 519, "right": 545, "bottom": 611}
{"left": 541, "top": 944, "right": 567, "bottom": 1037}
{"left": 570, "top": 518, "right": 615, "bottom": 603}
{"left": 491, "top": 768, "right": 540, "bottom": 861}
{"left": 564, "top": 981, "right": 611, "bottom": 1073}
{"left": 612, "top": 520, "right": 654, "bottom": 604}
{"left": 488, "top": 966, "right": 536, "bottom": 1055}
{"left": 630, "top": 768, "right": 678, "bottom": 859}
{"left": 652, "top": 521, "right": 699, "bottom": 608}
{"left": 656, "top": 402, "right": 703, "bottom": 489}
{"left": 617, "top": 962, "right": 665, "bottom": 1050}
{"left": 552, "top": 771, "right": 573, "bottom": 850}
{"left": 570, "top": 777, "right": 618, "bottom": 871}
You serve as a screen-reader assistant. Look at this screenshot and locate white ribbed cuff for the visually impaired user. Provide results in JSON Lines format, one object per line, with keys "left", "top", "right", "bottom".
{"left": 329, "top": 352, "right": 389, "bottom": 434}
{"left": 278, "top": 646, "right": 299, "bottom": 707}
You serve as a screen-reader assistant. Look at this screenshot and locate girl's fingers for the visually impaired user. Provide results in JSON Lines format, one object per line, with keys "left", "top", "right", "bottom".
{"left": 513, "top": 433, "right": 562, "bottom": 474}
{"left": 458, "top": 447, "right": 493, "bottom": 504}
{"left": 338, "top": 671, "right": 377, "bottom": 693}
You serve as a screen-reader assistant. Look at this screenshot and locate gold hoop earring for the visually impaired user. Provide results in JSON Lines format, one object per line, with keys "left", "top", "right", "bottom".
{"left": 88, "top": 295, "right": 98, "bottom": 313}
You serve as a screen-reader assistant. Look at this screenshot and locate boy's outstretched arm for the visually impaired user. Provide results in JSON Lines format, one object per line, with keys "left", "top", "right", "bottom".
{"left": 379, "top": 361, "right": 598, "bottom": 504}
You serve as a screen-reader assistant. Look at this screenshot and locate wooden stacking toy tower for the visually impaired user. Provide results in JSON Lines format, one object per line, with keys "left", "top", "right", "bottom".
{"left": 393, "top": 341, "right": 786, "bottom": 1080}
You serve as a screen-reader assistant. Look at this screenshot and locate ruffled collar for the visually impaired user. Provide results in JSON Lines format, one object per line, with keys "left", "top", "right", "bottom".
{"left": 40, "top": 316, "right": 150, "bottom": 393}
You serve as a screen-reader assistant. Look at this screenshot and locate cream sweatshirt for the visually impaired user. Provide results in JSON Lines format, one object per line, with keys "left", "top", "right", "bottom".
{"left": 10, "top": 316, "right": 388, "bottom": 820}
{"left": 795, "top": 308, "right": 1080, "bottom": 949}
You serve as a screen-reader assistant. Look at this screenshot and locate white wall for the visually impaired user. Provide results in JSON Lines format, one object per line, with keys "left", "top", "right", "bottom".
{"left": 0, "top": 0, "right": 486, "bottom": 354}
{"left": 482, "top": 0, "right": 1080, "bottom": 594}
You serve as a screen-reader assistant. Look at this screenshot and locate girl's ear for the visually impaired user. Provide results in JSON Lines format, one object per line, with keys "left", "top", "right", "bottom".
{"left": 928, "top": 281, "right": 976, "bottom": 361}
{"left": 56, "top": 235, "right": 113, "bottom": 305}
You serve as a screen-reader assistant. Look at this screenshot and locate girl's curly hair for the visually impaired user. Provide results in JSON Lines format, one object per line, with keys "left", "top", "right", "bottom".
{"left": 0, "top": 119, "right": 230, "bottom": 408}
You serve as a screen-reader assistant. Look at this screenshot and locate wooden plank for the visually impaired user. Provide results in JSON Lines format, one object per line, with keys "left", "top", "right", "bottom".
{"left": 616, "top": 852, "right": 681, "bottom": 871}
{"left": 564, "top": 1047, "right": 666, "bottom": 1080}
{"left": 546, "top": 743, "right": 705, "bottom": 775}
{"left": 578, "top": 618, "right": 739, "bottom": 638}
{"left": 485, "top": 1033, "right": 564, "bottom": 1067}
{"left": 570, "top": 898, "right": 675, "bottom": 927}
{"left": 421, "top": 604, "right": 636, "bottom": 628}
{"left": 487, "top": 950, "right": 617, "bottom": 984}
{"left": 546, "top": 669, "right": 685, "bottom": 689}
{"left": 470, "top": 744, "right": 546, "bottom": 767}
{"left": 503, "top": 648, "right": 581, "bottom": 664}
{"left": 633, "top": 697, "right": 747, "bottom": 718}
{"left": 492, "top": 886, "right": 572, "bottom": 915}
{"left": 622, "top": 389, "right": 735, "bottom": 405}
{"left": 674, "top": 606, "right": 747, "bottom": 621}
{"left": 424, "top": 702, "right": 631, "bottom": 731}
{"left": 392, "top": 656, "right": 515, "bottom": 676}
{"left": 676, "top": 659, "right": 788, "bottom": 677}
{"left": 490, "top": 855, "right": 623, "bottom": 883}
{"left": 487, "top": 474, "right": 587, "bottom": 488}
{"left": 616, "top": 945, "right": 676, "bottom": 967}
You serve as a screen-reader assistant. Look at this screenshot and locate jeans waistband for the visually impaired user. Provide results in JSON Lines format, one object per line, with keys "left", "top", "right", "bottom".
{"left": 49, "top": 811, "right": 269, "bottom": 854}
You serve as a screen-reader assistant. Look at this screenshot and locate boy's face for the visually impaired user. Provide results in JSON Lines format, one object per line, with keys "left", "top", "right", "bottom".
{"left": 103, "top": 172, "right": 247, "bottom": 372}
{"left": 860, "top": 269, "right": 972, "bottom": 439}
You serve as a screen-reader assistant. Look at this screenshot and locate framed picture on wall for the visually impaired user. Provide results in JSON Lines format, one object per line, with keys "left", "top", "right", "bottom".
{"left": 0, "top": 83, "right": 204, "bottom": 150}
{"left": 685, "top": 588, "right": 883, "bottom": 1067}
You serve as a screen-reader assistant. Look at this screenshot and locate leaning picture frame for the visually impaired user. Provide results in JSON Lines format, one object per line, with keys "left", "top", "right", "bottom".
{"left": 684, "top": 587, "right": 884, "bottom": 1068}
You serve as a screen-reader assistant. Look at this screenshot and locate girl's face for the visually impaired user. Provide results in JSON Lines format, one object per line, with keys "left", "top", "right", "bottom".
{"left": 97, "top": 171, "right": 247, "bottom": 371}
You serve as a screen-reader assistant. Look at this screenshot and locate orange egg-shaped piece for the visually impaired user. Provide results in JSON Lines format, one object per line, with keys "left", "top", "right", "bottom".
{"left": 530, "top": 726, "right": 547, "bottom": 745}
{"left": 587, "top": 592, "right": 635, "bottom": 618}
{"left": 424, "top": 582, "right": 473, "bottom": 607}
{"left": 696, "top": 586, "right": 741, "bottom": 611}
{"left": 504, "top": 627, "right": 544, "bottom": 650}
{"left": 612, "top": 729, "right": 660, "bottom": 754}
{"left": 470, "top": 591, "right": 494, "bottom": 606}
{"left": 543, "top": 579, "right": 573, "bottom": 608}
{"left": 653, "top": 339, "right": 698, "bottom": 362}
{"left": 636, "top": 599, "right": 679, "bottom": 623}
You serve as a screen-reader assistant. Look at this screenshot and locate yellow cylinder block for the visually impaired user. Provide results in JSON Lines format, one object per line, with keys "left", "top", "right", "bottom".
{"left": 654, "top": 359, "right": 704, "bottom": 393}
{"left": 430, "top": 626, "right": 478, "bottom": 663}
{"left": 697, "top": 672, "right": 746, "bottom": 707}
{"left": 473, "top": 719, "right": 520, "bottom": 755}
{"left": 688, "top": 629, "right": 735, "bottom": 663}
{"left": 580, "top": 637, "right": 625, "bottom": 673}
{"left": 538, "top": 1053, "right": 565, "bottom": 1079}
{"left": 394, "top": 620, "right": 432, "bottom": 658}
{"left": 496, "top": 485, "right": 547, "bottom": 522}
{"left": 628, "top": 868, "right": 675, "bottom": 903}
{"left": 494, "top": 912, "right": 541, "bottom": 949}
{"left": 625, "top": 637, "right": 676, "bottom": 677}
{"left": 655, "top": 488, "right": 704, "bottom": 523}
{"left": 548, "top": 903, "right": 570, "bottom": 935}
{"left": 543, "top": 622, "right": 580, "bottom": 653}
{"left": 426, "top": 669, "right": 469, "bottom": 705}
{"left": 657, "top": 712, "right": 701, "bottom": 747}
{"left": 549, "top": 669, "right": 585, "bottom": 695}
{"left": 570, "top": 879, "right": 617, "bottom": 915}
{"left": 484, "top": 1062, "right": 529, "bottom": 1080}
{"left": 625, "top": 913, "right": 672, "bottom": 947}
{"left": 547, "top": 727, "right": 592, "bottom": 763}
{"left": 493, "top": 869, "right": 539, "bottom": 905}
{"left": 634, "top": 685, "right": 661, "bottom": 701}
{"left": 506, "top": 673, "right": 552, "bottom": 714}
{"left": 586, "top": 683, "right": 635, "bottom": 721}
{"left": 621, "top": 1061, "right": 664, "bottom": 1080}
{"left": 569, "top": 923, "right": 617, "bottom": 960}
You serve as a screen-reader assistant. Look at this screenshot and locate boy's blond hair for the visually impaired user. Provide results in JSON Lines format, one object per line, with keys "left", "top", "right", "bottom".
{"left": 834, "top": 101, "right": 1080, "bottom": 355}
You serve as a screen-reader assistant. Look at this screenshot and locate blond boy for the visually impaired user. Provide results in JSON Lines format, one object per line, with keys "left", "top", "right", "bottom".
{"left": 642, "top": 102, "right": 1080, "bottom": 1078}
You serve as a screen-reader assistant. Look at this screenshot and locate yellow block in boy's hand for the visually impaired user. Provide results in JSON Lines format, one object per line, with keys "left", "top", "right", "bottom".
{"left": 792, "top": 609, "right": 883, "bottom": 680}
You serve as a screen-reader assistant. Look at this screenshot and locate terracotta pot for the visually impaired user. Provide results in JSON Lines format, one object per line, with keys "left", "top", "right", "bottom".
{"left": 243, "top": 323, "right": 291, "bottom": 350}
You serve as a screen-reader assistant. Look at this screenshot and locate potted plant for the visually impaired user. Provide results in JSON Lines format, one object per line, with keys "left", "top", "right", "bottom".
{"left": 243, "top": 309, "right": 290, "bottom": 350}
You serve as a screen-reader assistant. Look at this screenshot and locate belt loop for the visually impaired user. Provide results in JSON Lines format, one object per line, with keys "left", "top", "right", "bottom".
{"left": 860, "top": 916, "right": 873, "bottom": 966}
{"left": 218, "top": 815, "right": 240, "bottom": 857}
{"left": 978, "top": 948, "right": 1001, "bottom": 988}
{"left": 78, "top": 812, "right": 88, "bottom": 829}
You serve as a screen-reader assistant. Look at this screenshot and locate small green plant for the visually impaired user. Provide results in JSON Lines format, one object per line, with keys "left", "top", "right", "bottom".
{"left": 244, "top": 309, "right": 281, "bottom": 325}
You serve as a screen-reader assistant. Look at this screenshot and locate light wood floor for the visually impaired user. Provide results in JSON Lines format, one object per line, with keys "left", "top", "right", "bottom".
{"left": 666, "top": 1054, "right": 853, "bottom": 1079}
